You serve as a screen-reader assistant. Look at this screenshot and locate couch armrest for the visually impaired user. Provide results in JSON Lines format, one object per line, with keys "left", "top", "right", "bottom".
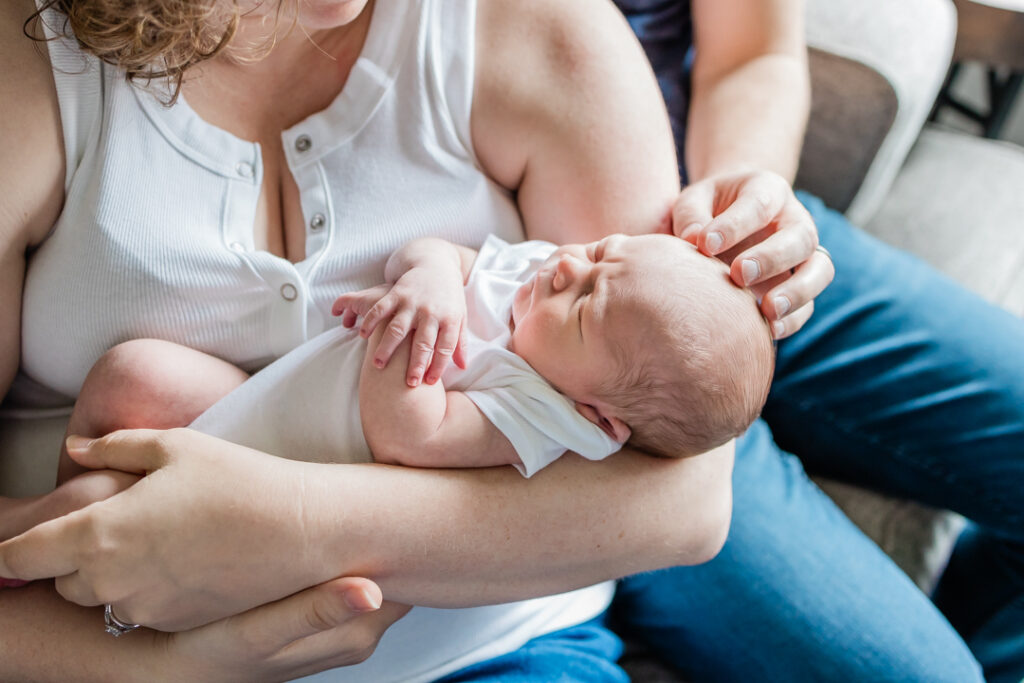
{"left": 803, "top": 0, "right": 957, "bottom": 225}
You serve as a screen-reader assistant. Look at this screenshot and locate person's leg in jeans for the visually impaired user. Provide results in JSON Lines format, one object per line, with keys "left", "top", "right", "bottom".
{"left": 613, "top": 419, "right": 984, "bottom": 682}
{"left": 614, "top": 194, "right": 1024, "bottom": 681}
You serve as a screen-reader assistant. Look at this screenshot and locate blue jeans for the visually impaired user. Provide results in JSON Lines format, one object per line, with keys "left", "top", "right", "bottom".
{"left": 444, "top": 194, "right": 1024, "bottom": 681}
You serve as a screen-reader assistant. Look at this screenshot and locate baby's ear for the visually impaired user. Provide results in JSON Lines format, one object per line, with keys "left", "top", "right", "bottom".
{"left": 574, "top": 401, "right": 632, "bottom": 444}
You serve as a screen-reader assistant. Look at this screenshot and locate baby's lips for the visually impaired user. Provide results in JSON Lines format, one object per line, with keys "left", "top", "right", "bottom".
{"left": 0, "top": 578, "right": 29, "bottom": 588}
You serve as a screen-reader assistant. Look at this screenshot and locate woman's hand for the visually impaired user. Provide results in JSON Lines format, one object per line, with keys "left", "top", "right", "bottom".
{"left": 672, "top": 168, "right": 835, "bottom": 339}
{"left": 0, "top": 429, "right": 353, "bottom": 631}
{"left": 332, "top": 265, "right": 468, "bottom": 386}
{"left": 162, "top": 577, "right": 410, "bottom": 683}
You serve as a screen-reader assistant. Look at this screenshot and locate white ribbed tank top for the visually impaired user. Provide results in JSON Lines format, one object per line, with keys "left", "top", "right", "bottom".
{"left": 15, "top": 2, "right": 616, "bottom": 680}
{"left": 19, "top": 0, "right": 526, "bottom": 402}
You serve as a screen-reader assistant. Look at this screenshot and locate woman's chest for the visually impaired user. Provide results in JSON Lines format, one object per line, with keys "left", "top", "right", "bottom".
{"left": 19, "top": 77, "right": 524, "bottom": 399}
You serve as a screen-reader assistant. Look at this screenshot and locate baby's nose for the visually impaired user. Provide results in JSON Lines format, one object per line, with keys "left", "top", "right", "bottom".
{"left": 552, "top": 253, "right": 586, "bottom": 291}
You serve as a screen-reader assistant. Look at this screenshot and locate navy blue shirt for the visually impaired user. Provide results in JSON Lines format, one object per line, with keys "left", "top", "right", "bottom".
{"left": 614, "top": 0, "right": 693, "bottom": 179}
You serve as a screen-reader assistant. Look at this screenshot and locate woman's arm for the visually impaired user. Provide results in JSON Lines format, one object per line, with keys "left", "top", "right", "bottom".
{"left": 0, "top": 0, "right": 65, "bottom": 393}
{"left": 671, "top": 0, "right": 834, "bottom": 338}
{"left": 0, "top": 0, "right": 733, "bottom": 634}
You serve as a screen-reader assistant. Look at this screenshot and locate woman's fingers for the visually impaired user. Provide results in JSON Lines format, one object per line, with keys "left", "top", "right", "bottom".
{"left": 54, "top": 570, "right": 102, "bottom": 607}
{"left": 698, "top": 173, "right": 789, "bottom": 255}
{"left": 406, "top": 319, "right": 439, "bottom": 386}
{"left": 0, "top": 513, "right": 83, "bottom": 581}
{"left": 246, "top": 578, "right": 382, "bottom": 651}
{"left": 64, "top": 429, "right": 172, "bottom": 474}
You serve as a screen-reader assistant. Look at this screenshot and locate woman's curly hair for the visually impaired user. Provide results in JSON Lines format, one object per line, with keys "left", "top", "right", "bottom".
{"left": 24, "top": 0, "right": 244, "bottom": 103}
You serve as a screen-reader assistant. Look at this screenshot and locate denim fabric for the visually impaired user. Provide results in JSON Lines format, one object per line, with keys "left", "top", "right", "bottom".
{"left": 437, "top": 618, "right": 629, "bottom": 683}
{"left": 611, "top": 193, "right": 1024, "bottom": 682}
{"left": 613, "top": 0, "right": 693, "bottom": 182}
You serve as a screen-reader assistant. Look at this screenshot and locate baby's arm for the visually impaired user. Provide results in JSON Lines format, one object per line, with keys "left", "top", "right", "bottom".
{"left": 337, "top": 238, "right": 520, "bottom": 468}
{"left": 359, "top": 326, "right": 520, "bottom": 469}
{"left": 334, "top": 238, "right": 478, "bottom": 387}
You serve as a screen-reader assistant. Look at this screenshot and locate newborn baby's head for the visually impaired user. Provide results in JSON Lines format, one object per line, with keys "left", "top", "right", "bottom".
{"left": 509, "top": 233, "right": 774, "bottom": 457}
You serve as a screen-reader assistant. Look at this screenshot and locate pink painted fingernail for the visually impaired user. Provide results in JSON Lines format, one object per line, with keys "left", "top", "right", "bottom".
{"left": 0, "top": 578, "right": 29, "bottom": 588}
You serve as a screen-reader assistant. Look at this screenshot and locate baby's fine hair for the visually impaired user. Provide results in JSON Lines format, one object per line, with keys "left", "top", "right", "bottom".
{"left": 597, "top": 263, "right": 775, "bottom": 458}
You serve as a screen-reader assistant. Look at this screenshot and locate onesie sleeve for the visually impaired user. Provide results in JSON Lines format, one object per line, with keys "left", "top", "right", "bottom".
{"left": 462, "top": 349, "right": 621, "bottom": 478}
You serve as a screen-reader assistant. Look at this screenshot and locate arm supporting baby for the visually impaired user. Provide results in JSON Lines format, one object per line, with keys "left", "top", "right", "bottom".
{"left": 0, "top": 0, "right": 735, "bottom": 656}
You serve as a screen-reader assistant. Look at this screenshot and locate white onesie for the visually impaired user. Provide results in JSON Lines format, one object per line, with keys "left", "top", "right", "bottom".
{"left": 191, "top": 236, "right": 620, "bottom": 477}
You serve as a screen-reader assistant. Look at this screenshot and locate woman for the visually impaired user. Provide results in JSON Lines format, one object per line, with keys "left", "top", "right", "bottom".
{"left": 0, "top": 0, "right": 785, "bottom": 680}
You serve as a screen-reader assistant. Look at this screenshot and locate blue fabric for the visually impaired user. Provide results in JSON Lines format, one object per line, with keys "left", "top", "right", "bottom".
{"left": 611, "top": 193, "right": 1024, "bottom": 682}
{"left": 436, "top": 618, "right": 629, "bottom": 683}
{"left": 613, "top": 0, "right": 693, "bottom": 182}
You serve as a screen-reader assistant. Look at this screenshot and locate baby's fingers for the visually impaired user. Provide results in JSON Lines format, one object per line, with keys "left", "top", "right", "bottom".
{"left": 360, "top": 295, "right": 400, "bottom": 339}
{"left": 424, "top": 320, "right": 462, "bottom": 384}
{"left": 332, "top": 286, "right": 390, "bottom": 328}
{"left": 406, "top": 320, "right": 439, "bottom": 387}
{"left": 372, "top": 310, "right": 415, "bottom": 370}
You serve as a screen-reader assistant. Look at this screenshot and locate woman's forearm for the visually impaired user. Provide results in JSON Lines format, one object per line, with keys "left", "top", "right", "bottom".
{"left": 0, "top": 583, "right": 164, "bottom": 682}
{"left": 309, "top": 441, "right": 734, "bottom": 608}
{"left": 686, "top": 52, "right": 810, "bottom": 183}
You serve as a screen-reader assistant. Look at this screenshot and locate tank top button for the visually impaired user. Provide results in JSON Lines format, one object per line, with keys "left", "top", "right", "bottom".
{"left": 235, "top": 162, "right": 254, "bottom": 178}
{"left": 280, "top": 283, "right": 298, "bottom": 301}
{"left": 295, "top": 135, "right": 312, "bottom": 153}
{"left": 310, "top": 213, "right": 326, "bottom": 231}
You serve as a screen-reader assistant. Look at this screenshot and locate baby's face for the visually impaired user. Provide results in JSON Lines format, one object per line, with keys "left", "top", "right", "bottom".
{"left": 509, "top": 233, "right": 697, "bottom": 407}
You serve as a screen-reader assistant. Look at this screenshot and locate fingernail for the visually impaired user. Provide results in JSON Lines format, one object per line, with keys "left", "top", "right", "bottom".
{"left": 705, "top": 232, "right": 723, "bottom": 253}
{"left": 741, "top": 259, "right": 761, "bottom": 285}
{"left": 374, "top": 358, "right": 385, "bottom": 368}
{"left": 772, "top": 321, "right": 786, "bottom": 338}
{"left": 65, "top": 435, "right": 94, "bottom": 452}
{"left": 408, "top": 377, "right": 420, "bottom": 387}
{"left": 0, "top": 578, "right": 29, "bottom": 588}
{"left": 773, "top": 295, "right": 791, "bottom": 317}
{"left": 343, "top": 587, "right": 381, "bottom": 612}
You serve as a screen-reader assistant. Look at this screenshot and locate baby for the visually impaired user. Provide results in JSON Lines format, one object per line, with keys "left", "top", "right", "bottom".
{"left": 0, "top": 233, "right": 774, "bottom": 543}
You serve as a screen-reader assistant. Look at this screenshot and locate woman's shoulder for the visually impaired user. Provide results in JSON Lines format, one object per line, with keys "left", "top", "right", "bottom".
{"left": 0, "top": 0, "right": 64, "bottom": 247}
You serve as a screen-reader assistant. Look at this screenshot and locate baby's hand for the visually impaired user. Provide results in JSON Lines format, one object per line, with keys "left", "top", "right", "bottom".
{"left": 332, "top": 269, "right": 468, "bottom": 386}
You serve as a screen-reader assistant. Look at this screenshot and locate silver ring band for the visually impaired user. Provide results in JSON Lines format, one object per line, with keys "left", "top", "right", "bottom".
{"left": 104, "top": 604, "right": 141, "bottom": 637}
{"left": 815, "top": 245, "right": 832, "bottom": 260}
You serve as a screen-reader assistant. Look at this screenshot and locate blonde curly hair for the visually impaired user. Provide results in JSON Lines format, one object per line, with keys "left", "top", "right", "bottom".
{"left": 25, "top": 0, "right": 245, "bottom": 102}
